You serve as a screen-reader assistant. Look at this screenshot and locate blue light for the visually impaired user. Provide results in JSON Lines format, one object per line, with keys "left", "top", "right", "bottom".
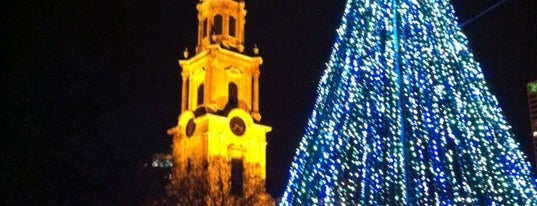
{"left": 280, "top": 0, "right": 537, "bottom": 205}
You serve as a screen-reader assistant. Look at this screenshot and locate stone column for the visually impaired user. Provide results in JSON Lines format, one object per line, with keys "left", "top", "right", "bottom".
{"left": 181, "top": 75, "right": 187, "bottom": 112}
{"left": 252, "top": 70, "right": 261, "bottom": 121}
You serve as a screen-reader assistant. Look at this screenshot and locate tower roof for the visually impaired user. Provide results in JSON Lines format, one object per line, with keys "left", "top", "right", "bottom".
{"left": 196, "top": 0, "right": 247, "bottom": 53}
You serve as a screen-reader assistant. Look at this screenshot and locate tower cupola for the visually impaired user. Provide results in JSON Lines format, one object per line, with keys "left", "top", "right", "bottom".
{"left": 196, "top": 0, "right": 247, "bottom": 53}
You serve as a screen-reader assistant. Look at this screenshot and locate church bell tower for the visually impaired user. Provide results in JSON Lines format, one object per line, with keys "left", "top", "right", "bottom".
{"left": 167, "top": 0, "right": 274, "bottom": 205}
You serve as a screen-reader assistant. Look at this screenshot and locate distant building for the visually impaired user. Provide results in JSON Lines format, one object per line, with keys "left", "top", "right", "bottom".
{"left": 166, "top": 0, "right": 274, "bottom": 205}
{"left": 141, "top": 153, "right": 173, "bottom": 204}
{"left": 528, "top": 80, "right": 537, "bottom": 167}
{"left": 151, "top": 153, "right": 173, "bottom": 169}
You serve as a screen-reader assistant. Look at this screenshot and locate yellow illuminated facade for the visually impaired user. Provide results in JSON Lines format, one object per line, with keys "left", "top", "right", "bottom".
{"left": 167, "top": 0, "right": 273, "bottom": 205}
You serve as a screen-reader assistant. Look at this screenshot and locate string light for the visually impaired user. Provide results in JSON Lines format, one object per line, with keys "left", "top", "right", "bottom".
{"left": 281, "top": 0, "right": 537, "bottom": 205}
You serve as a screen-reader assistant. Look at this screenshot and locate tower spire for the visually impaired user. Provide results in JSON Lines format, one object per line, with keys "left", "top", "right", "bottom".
{"left": 196, "top": 0, "right": 247, "bottom": 53}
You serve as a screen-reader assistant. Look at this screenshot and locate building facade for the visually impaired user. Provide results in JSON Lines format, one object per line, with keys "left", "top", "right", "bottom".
{"left": 528, "top": 80, "right": 537, "bottom": 167}
{"left": 167, "top": 0, "right": 274, "bottom": 205}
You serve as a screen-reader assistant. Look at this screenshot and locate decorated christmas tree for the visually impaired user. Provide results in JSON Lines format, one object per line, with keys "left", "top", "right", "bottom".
{"left": 281, "top": 0, "right": 537, "bottom": 205}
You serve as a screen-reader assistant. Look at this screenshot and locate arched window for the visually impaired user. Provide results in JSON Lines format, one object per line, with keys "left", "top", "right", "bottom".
{"left": 202, "top": 19, "right": 208, "bottom": 38}
{"left": 187, "top": 158, "right": 192, "bottom": 173}
{"left": 230, "top": 158, "right": 244, "bottom": 196}
{"left": 213, "top": 15, "right": 223, "bottom": 35}
{"left": 228, "top": 82, "right": 238, "bottom": 108}
{"left": 197, "top": 83, "right": 204, "bottom": 106}
{"left": 229, "top": 16, "right": 236, "bottom": 37}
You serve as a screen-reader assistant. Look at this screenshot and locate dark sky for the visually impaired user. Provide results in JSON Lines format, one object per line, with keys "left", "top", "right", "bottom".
{"left": 4, "top": 0, "right": 536, "bottom": 205}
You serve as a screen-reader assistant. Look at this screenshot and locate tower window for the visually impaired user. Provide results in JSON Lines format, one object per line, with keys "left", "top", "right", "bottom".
{"left": 197, "top": 83, "right": 204, "bottom": 106}
{"left": 213, "top": 15, "right": 223, "bottom": 35}
{"left": 228, "top": 82, "right": 238, "bottom": 108}
{"left": 230, "top": 158, "right": 244, "bottom": 196}
{"left": 187, "top": 158, "right": 192, "bottom": 173}
{"left": 229, "top": 16, "right": 236, "bottom": 37}
{"left": 203, "top": 19, "right": 208, "bottom": 38}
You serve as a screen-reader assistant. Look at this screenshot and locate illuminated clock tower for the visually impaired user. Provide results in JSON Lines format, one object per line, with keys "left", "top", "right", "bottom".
{"left": 167, "top": 0, "right": 274, "bottom": 205}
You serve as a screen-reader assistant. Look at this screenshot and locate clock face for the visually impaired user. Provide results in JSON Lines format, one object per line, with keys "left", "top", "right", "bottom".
{"left": 229, "top": 117, "right": 246, "bottom": 136}
{"left": 186, "top": 119, "right": 196, "bottom": 137}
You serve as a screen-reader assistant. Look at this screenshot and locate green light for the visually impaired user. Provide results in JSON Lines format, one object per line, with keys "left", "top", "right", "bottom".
{"left": 529, "top": 82, "right": 537, "bottom": 93}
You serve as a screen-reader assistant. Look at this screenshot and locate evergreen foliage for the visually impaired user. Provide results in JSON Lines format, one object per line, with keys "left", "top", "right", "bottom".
{"left": 281, "top": 0, "right": 537, "bottom": 204}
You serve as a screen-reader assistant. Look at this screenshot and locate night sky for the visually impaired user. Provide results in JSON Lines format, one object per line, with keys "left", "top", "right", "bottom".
{"left": 4, "top": 0, "right": 536, "bottom": 205}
